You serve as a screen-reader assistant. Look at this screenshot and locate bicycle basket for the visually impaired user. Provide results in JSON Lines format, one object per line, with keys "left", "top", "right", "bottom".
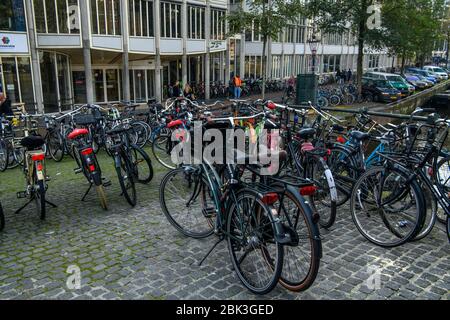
{"left": 73, "top": 114, "right": 97, "bottom": 125}
{"left": 407, "top": 121, "right": 449, "bottom": 157}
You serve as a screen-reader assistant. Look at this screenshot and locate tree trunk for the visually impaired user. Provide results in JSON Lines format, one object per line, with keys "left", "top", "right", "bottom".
{"left": 356, "top": 33, "right": 364, "bottom": 96}
{"left": 400, "top": 51, "right": 406, "bottom": 73}
{"left": 262, "top": 36, "right": 267, "bottom": 99}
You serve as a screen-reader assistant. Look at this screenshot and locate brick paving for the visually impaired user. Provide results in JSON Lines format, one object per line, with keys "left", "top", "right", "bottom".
{"left": 0, "top": 149, "right": 449, "bottom": 300}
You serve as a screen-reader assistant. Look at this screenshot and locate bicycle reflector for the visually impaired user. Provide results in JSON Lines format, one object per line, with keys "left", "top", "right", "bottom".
{"left": 267, "top": 101, "right": 276, "bottom": 110}
{"left": 81, "top": 148, "right": 94, "bottom": 156}
{"left": 31, "top": 154, "right": 45, "bottom": 161}
{"left": 337, "top": 136, "right": 346, "bottom": 144}
{"left": 36, "top": 163, "right": 43, "bottom": 171}
{"left": 262, "top": 193, "right": 278, "bottom": 205}
{"left": 89, "top": 164, "right": 96, "bottom": 172}
{"left": 300, "top": 186, "right": 318, "bottom": 196}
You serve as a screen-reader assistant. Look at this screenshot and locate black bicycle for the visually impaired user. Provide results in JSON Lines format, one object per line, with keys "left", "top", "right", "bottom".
{"left": 0, "top": 201, "right": 4, "bottom": 231}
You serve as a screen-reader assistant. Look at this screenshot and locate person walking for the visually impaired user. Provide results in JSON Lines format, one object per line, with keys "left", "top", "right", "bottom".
{"left": 233, "top": 75, "right": 242, "bottom": 99}
{"left": 335, "top": 70, "right": 341, "bottom": 84}
{"left": 172, "top": 81, "right": 182, "bottom": 97}
{"left": 347, "top": 69, "right": 352, "bottom": 83}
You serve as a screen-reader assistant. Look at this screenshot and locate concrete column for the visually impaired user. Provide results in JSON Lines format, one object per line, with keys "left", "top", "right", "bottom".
{"left": 224, "top": 1, "right": 230, "bottom": 82}
{"left": 79, "top": 0, "right": 94, "bottom": 104}
{"left": 154, "top": 0, "right": 162, "bottom": 102}
{"left": 181, "top": 0, "right": 188, "bottom": 86}
{"left": 121, "top": 0, "right": 130, "bottom": 102}
{"left": 204, "top": 0, "right": 211, "bottom": 100}
{"left": 267, "top": 37, "right": 272, "bottom": 79}
{"left": 302, "top": 23, "right": 308, "bottom": 74}
{"left": 239, "top": 35, "right": 245, "bottom": 78}
{"left": 24, "top": 0, "right": 43, "bottom": 113}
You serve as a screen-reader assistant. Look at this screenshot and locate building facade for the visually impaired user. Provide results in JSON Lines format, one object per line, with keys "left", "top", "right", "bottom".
{"left": 0, "top": 0, "right": 395, "bottom": 113}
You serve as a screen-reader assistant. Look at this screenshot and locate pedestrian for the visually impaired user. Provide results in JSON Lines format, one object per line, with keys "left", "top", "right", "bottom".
{"left": 335, "top": 70, "right": 341, "bottom": 84}
{"left": 339, "top": 70, "right": 345, "bottom": 84}
{"left": 287, "top": 75, "right": 295, "bottom": 96}
{"left": 347, "top": 69, "right": 352, "bottom": 83}
{"left": 228, "top": 77, "right": 235, "bottom": 98}
{"left": 172, "top": 81, "right": 182, "bottom": 97}
{"left": 233, "top": 75, "right": 242, "bottom": 99}
{"left": 0, "top": 93, "right": 13, "bottom": 117}
{"left": 183, "top": 83, "right": 195, "bottom": 100}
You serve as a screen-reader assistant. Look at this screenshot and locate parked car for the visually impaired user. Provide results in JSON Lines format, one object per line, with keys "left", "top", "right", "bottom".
{"left": 404, "top": 74, "right": 429, "bottom": 90}
{"left": 364, "top": 72, "right": 413, "bottom": 97}
{"left": 406, "top": 68, "right": 439, "bottom": 84}
{"left": 409, "top": 74, "right": 435, "bottom": 87}
{"left": 423, "top": 66, "right": 449, "bottom": 80}
{"left": 362, "top": 77, "right": 402, "bottom": 103}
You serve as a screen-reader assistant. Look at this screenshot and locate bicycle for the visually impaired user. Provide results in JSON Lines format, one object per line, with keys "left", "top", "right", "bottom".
{"left": 0, "top": 201, "right": 4, "bottom": 231}
{"left": 68, "top": 118, "right": 109, "bottom": 210}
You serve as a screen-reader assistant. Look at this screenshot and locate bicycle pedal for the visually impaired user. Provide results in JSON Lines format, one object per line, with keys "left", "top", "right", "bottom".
{"left": 73, "top": 168, "right": 82, "bottom": 174}
{"left": 17, "top": 191, "right": 27, "bottom": 199}
{"left": 45, "top": 176, "right": 51, "bottom": 182}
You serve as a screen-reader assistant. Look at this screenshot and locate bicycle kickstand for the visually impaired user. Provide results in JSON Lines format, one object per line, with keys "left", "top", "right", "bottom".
{"left": 81, "top": 183, "right": 93, "bottom": 202}
{"left": 197, "top": 236, "right": 224, "bottom": 267}
{"left": 45, "top": 200, "right": 58, "bottom": 208}
{"left": 14, "top": 198, "right": 34, "bottom": 214}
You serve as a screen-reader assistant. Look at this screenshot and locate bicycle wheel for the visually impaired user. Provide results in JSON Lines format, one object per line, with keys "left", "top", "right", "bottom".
{"left": 130, "top": 145, "right": 154, "bottom": 184}
{"left": 350, "top": 166, "right": 425, "bottom": 247}
{"left": 411, "top": 178, "right": 437, "bottom": 241}
{"left": 329, "top": 95, "right": 340, "bottom": 107}
{"left": 227, "top": 188, "right": 283, "bottom": 295}
{"left": 159, "top": 167, "right": 215, "bottom": 239}
{"left": 34, "top": 180, "right": 46, "bottom": 220}
{"left": 272, "top": 185, "right": 321, "bottom": 292}
{"left": 95, "top": 185, "right": 108, "bottom": 210}
{"left": 0, "top": 140, "right": 9, "bottom": 172}
{"left": 435, "top": 156, "right": 450, "bottom": 224}
{"left": 0, "top": 201, "right": 4, "bottom": 231}
{"left": 152, "top": 134, "right": 177, "bottom": 170}
{"left": 328, "top": 146, "right": 358, "bottom": 207}
{"left": 132, "top": 121, "right": 150, "bottom": 148}
{"left": 115, "top": 153, "right": 137, "bottom": 207}
{"left": 309, "top": 157, "right": 337, "bottom": 229}
{"left": 47, "top": 131, "right": 64, "bottom": 162}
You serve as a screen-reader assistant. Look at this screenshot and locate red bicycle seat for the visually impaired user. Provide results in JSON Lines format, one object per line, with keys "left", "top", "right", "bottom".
{"left": 167, "top": 119, "right": 183, "bottom": 129}
{"left": 301, "top": 142, "right": 315, "bottom": 153}
{"left": 67, "top": 128, "right": 89, "bottom": 140}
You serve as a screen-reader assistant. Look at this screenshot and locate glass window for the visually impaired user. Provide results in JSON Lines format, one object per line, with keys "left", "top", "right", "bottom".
{"left": 57, "top": 54, "right": 72, "bottom": 107}
{"left": 57, "top": 0, "right": 69, "bottom": 33}
{"left": 17, "top": 57, "right": 35, "bottom": 109}
{"left": 98, "top": 0, "right": 106, "bottom": 34}
{"left": 46, "top": 0, "right": 58, "bottom": 33}
{"left": 34, "top": 1, "right": 46, "bottom": 33}
{"left": 161, "top": 2, "right": 180, "bottom": 38}
{"left": 147, "top": 70, "right": 155, "bottom": 98}
{"left": 93, "top": 69, "right": 105, "bottom": 102}
{"left": 106, "top": 0, "right": 114, "bottom": 34}
{"left": 73, "top": 71, "right": 86, "bottom": 104}
{"left": 2, "top": 57, "right": 20, "bottom": 104}
{"left": 142, "top": 1, "right": 148, "bottom": 37}
{"left": 114, "top": 0, "right": 121, "bottom": 35}
{"left": 106, "top": 69, "right": 119, "bottom": 101}
{"left": 91, "top": 0, "right": 98, "bottom": 34}
{"left": 135, "top": 0, "right": 141, "bottom": 36}
{"left": 0, "top": 0, "right": 26, "bottom": 32}
{"left": 68, "top": 0, "right": 80, "bottom": 34}
{"left": 133, "top": 70, "right": 146, "bottom": 102}
{"left": 39, "top": 52, "right": 59, "bottom": 113}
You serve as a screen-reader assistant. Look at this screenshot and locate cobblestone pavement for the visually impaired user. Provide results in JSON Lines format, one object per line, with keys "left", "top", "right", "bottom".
{"left": 0, "top": 151, "right": 449, "bottom": 300}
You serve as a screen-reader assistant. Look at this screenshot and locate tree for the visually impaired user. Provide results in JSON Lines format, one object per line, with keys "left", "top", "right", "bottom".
{"left": 226, "top": 0, "right": 304, "bottom": 98}
{"left": 376, "top": 0, "right": 447, "bottom": 71}
{"left": 304, "top": 0, "right": 385, "bottom": 95}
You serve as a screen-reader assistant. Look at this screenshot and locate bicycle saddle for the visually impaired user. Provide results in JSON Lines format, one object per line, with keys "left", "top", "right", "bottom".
{"left": 349, "top": 131, "right": 370, "bottom": 141}
{"left": 332, "top": 124, "right": 345, "bottom": 133}
{"left": 106, "top": 126, "right": 129, "bottom": 135}
{"left": 297, "top": 128, "right": 316, "bottom": 140}
{"left": 21, "top": 135, "right": 45, "bottom": 150}
{"left": 67, "top": 128, "right": 89, "bottom": 140}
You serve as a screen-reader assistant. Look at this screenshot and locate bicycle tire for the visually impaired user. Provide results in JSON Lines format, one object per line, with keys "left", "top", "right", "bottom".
{"left": 130, "top": 145, "right": 154, "bottom": 184}
{"left": 0, "top": 201, "right": 4, "bottom": 231}
{"left": 435, "top": 156, "right": 450, "bottom": 224}
{"left": 35, "top": 180, "right": 46, "bottom": 220}
{"left": 47, "top": 131, "right": 64, "bottom": 162}
{"left": 115, "top": 153, "right": 137, "bottom": 207}
{"left": 0, "top": 140, "right": 9, "bottom": 172}
{"left": 226, "top": 188, "right": 283, "bottom": 295}
{"left": 350, "top": 166, "right": 426, "bottom": 247}
{"left": 159, "top": 167, "right": 215, "bottom": 239}
{"left": 271, "top": 184, "right": 321, "bottom": 292}
{"left": 152, "top": 134, "right": 177, "bottom": 170}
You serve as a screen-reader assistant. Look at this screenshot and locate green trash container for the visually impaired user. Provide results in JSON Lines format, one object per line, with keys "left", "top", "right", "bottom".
{"left": 296, "top": 74, "right": 318, "bottom": 106}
